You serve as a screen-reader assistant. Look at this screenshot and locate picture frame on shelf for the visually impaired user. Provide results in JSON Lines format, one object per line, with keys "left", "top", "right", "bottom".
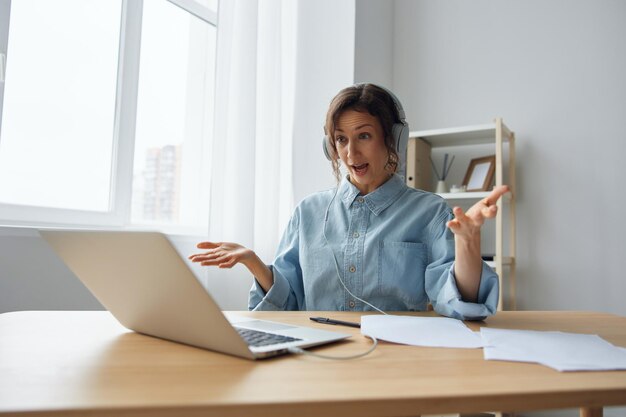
{"left": 462, "top": 155, "right": 496, "bottom": 191}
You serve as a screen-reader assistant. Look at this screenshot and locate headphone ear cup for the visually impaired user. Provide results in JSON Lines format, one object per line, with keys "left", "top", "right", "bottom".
{"left": 392, "top": 122, "right": 409, "bottom": 178}
{"left": 391, "top": 123, "right": 408, "bottom": 153}
{"left": 322, "top": 135, "right": 336, "bottom": 161}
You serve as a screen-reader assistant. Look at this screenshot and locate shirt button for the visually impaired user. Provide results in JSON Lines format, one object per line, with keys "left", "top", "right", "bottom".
{"left": 357, "top": 197, "right": 364, "bottom": 203}
{"left": 349, "top": 301, "right": 356, "bottom": 308}
{"left": 353, "top": 232, "right": 359, "bottom": 238}
{"left": 349, "top": 266, "right": 356, "bottom": 273}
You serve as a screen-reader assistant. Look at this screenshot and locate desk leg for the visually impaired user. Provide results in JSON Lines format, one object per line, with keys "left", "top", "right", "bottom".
{"left": 580, "top": 407, "right": 602, "bottom": 417}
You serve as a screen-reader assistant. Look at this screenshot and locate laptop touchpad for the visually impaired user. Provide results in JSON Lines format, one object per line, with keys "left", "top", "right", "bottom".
{"left": 236, "top": 320, "right": 295, "bottom": 332}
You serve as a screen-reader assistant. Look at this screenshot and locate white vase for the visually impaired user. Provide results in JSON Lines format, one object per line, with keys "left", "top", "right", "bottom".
{"left": 436, "top": 180, "right": 447, "bottom": 193}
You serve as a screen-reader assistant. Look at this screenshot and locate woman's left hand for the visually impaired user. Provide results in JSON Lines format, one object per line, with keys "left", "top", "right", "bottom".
{"left": 446, "top": 185, "right": 510, "bottom": 239}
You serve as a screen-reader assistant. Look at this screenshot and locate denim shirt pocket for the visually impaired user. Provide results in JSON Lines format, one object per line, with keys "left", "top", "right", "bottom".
{"left": 378, "top": 241, "right": 427, "bottom": 307}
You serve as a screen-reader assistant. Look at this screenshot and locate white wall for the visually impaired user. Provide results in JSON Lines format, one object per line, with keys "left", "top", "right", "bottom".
{"left": 393, "top": 0, "right": 626, "bottom": 317}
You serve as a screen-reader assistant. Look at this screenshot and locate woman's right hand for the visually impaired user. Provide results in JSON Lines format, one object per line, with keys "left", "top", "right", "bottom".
{"left": 189, "top": 241, "right": 253, "bottom": 269}
{"left": 189, "top": 241, "right": 274, "bottom": 292}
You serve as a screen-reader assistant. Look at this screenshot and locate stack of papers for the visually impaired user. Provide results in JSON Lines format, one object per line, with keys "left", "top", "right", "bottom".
{"left": 361, "top": 315, "right": 484, "bottom": 348}
{"left": 480, "top": 327, "right": 626, "bottom": 371}
{"left": 360, "top": 315, "right": 626, "bottom": 371}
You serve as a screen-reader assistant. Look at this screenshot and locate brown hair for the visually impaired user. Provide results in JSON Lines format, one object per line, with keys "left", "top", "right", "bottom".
{"left": 324, "top": 84, "right": 401, "bottom": 181}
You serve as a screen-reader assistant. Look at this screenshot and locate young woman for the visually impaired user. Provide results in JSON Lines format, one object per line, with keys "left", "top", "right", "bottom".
{"left": 190, "top": 84, "right": 508, "bottom": 320}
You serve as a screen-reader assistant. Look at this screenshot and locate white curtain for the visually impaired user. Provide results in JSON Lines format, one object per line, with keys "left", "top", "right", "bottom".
{"left": 205, "top": 0, "right": 297, "bottom": 305}
{"left": 204, "top": 0, "right": 356, "bottom": 308}
{"left": 209, "top": 0, "right": 297, "bottom": 259}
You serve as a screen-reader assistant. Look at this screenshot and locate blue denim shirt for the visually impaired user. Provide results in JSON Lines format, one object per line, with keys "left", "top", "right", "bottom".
{"left": 249, "top": 174, "right": 499, "bottom": 320}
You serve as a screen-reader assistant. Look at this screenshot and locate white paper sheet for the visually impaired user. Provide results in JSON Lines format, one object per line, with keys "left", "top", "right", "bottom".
{"left": 481, "top": 327, "right": 626, "bottom": 371}
{"left": 360, "top": 315, "right": 484, "bottom": 348}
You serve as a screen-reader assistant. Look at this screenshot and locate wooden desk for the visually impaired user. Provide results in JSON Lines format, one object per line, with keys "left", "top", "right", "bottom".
{"left": 1, "top": 311, "right": 625, "bottom": 417}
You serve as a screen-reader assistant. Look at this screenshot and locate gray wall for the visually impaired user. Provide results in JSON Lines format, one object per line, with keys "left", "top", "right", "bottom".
{"left": 291, "top": 0, "right": 355, "bottom": 205}
{"left": 0, "top": 0, "right": 9, "bottom": 129}
{"left": 0, "top": 227, "right": 102, "bottom": 311}
{"left": 354, "top": 0, "right": 394, "bottom": 87}
{"left": 392, "top": 1, "right": 626, "bottom": 416}
{"left": 394, "top": 0, "right": 626, "bottom": 317}
{"left": 0, "top": 227, "right": 208, "bottom": 312}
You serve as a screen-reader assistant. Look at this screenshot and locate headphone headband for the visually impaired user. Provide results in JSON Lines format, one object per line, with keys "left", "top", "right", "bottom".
{"left": 353, "top": 83, "right": 406, "bottom": 122}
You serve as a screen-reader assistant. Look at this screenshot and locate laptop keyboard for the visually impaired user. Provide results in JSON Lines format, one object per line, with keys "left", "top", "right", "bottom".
{"left": 236, "top": 327, "right": 302, "bottom": 347}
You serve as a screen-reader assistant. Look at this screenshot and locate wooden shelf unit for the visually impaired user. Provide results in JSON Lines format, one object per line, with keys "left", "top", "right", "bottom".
{"left": 407, "top": 118, "right": 517, "bottom": 310}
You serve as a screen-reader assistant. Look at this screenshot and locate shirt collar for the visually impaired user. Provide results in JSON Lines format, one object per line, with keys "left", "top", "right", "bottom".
{"left": 338, "top": 174, "right": 406, "bottom": 216}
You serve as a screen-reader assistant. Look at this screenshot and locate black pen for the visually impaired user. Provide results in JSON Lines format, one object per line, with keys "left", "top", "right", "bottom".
{"left": 309, "top": 316, "right": 361, "bottom": 328}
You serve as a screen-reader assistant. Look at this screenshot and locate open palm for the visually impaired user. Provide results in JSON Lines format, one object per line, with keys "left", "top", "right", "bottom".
{"left": 189, "top": 241, "right": 253, "bottom": 269}
{"left": 446, "top": 185, "right": 510, "bottom": 239}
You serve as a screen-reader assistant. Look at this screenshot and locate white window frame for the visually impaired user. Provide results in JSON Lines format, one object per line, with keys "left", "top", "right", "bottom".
{"left": 0, "top": 0, "right": 217, "bottom": 231}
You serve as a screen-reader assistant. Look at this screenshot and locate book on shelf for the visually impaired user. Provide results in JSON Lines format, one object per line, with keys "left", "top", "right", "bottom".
{"left": 406, "top": 137, "right": 432, "bottom": 191}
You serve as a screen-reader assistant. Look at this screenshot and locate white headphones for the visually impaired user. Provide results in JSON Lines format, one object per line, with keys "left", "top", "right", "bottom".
{"left": 322, "top": 83, "right": 409, "bottom": 179}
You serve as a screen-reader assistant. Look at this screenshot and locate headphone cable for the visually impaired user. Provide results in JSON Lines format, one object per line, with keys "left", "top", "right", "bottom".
{"left": 288, "top": 334, "right": 378, "bottom": 360}
{"left": 323, "top": 186, "right": 387, "bottom": 316}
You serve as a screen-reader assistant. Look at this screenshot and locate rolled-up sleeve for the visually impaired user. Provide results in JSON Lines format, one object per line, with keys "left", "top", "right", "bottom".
{"left": 248, "top": 209, "right": 303, "bottom": 311}
{"left": 432, "top": 261, "right": 499, "bottom": 320}
{"left": 248, "top": 265, "right": 293, "bottom": 310}
{"left": 425, "top": 209, "right": 499, "bottom": 321}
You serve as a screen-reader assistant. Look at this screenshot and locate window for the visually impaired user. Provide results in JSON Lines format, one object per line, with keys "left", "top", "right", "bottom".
{"left": 132, "top": 0, "right": 216, "bottom": 229}
{"left": 0, "top": 0, "right": 218, "bottom": 232}
{"left": 0, "top": 0, "right": 122, "bottom": 212}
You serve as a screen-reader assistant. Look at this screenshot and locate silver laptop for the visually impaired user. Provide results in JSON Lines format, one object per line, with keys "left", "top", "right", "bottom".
{"left": 39, "top": 229, "right": 350, "bottom": 360}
